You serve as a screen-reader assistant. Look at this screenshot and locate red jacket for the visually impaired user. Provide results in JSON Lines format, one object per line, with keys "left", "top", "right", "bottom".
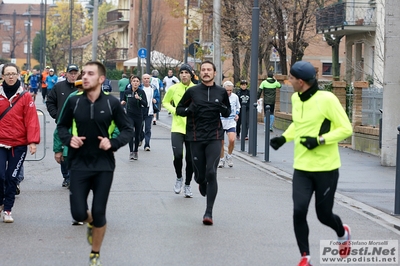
{"left": 0, "top": 87, "right": 40, "bottom": 147}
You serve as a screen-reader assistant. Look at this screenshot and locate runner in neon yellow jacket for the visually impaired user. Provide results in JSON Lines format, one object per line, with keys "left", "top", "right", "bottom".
{"left": 162, "top": 64, "right": 195, "bottom": 197}
{"left": 270, "top": 61, "right": 353, "bottom": 266}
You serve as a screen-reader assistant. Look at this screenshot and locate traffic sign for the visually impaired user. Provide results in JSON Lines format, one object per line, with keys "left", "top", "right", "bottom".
{"left": 138, "top": 48, "right": 147, "bottom": 59}
{"left": 188, "top": 42, "right": 200, "bottom": 56}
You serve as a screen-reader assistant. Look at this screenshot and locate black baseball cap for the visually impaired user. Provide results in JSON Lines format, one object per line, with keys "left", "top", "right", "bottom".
{"left": 67, "top": 64, "right": 79, "bottom": 72}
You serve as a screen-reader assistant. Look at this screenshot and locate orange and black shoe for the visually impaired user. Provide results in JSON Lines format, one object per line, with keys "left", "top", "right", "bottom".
{"left": 202, "top": 214, "right": 213, "bottom": 226}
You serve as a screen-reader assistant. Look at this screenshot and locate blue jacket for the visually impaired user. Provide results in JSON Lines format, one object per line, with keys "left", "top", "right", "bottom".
{"left": 46, "top": 75, "right": 58, "bottom": 90}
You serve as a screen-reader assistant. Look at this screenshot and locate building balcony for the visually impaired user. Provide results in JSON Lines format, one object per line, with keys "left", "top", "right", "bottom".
{"left": 106, "top": 48, "right": 128, "bottom": 61}
{"left": 316, "top": 1, "right": 376, "bottom": 35}
{"left": 106, "top": 9, "right": 129, "bottom": 26}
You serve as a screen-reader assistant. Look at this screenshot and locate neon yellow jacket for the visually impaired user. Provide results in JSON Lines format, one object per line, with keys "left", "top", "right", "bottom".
{"left": 162, "top": 81, "right": 194, "bottom": 134}
{"left": 282, "top": 90, "right": 352, "bottom": 172}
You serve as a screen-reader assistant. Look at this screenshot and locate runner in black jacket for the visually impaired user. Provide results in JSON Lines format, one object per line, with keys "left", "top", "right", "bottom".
{"left": 176, "top": 60, "right": 231, "bottom": 225}
{"left": 121, "top": 75, "right": 147, "bottom": 160}
{"left": 57, "top": 61, "right": 133, "bottom": 266}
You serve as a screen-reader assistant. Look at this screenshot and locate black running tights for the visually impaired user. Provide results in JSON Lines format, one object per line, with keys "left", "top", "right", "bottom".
{"left": 171, "top": 132, "right": 193, "bottom": 185}
{"left": 292, "top": 169, "right": 345, "bottom": 256}
{"left": 69, "top": 170, "right": 113, "bottom": 228}
{"left": 190, "top": 140, "right": 221, "bottom": 214}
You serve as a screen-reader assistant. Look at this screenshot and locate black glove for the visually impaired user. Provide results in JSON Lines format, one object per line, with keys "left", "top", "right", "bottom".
{"left": 270, "top": 136, "right": 286, "bottom": 150}
{"left": 300, "top": 136, "right": 319, "bottom": 150}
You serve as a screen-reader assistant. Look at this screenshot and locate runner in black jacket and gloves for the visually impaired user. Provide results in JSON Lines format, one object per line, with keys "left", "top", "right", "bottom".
{"left": 176, "top": 60, "right": 231, "bottom": 225}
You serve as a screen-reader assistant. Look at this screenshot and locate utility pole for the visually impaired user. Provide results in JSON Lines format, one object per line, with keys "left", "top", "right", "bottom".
{"left": 43, "top": 0, "right": 47, "bottom": 67}
{"left": 184, "top": 0, "right": 189, "bottom": 64}
{"left": 381, "top": 0, "right": 400, "bottom": 166}
{"left": 248, "top": 0, "right": 260, "bottom": 156}
{"left": 39, "top": 1, "right": 44, "bottom": 72}
{"left": 137, "top": 0, "right": 143, "bottom": 76}
{"left": 213, "top": 0, "right": 221, "bottom": 85}
{"left": 24, "top": 6, "right": 32, "bottom": 70}
{"left": 11, "top": 10, "right": 16, "bottom": 60}
{"left": 69, "top": 0, "right": 73, "bottom": 65}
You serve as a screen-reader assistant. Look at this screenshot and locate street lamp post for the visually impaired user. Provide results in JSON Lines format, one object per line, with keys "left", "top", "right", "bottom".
{"left": 23, "top": 7, "right": 32, "bottom": 70}
{"left": 69, "top": 0, "right": 73, "bottom": 65}
{"left": 44, "top": 0, "right": 47, "bottom": 68}
{"left": 39, "top": 2, "right": 43, "bottom": 71}
{"left": 92, "top": 0, "right": 98, "bottom": 61}
{"left": 146, "top": 0, "right": 152, "bottom": 74}
{"left": 39, "top": 0, "right": 48, "bottom": 71}
{"left": 11, "top": 10, "right": 17, "bottom": 61}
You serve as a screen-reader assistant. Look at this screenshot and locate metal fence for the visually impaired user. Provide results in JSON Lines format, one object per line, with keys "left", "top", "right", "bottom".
{"left": 279, "top": 83, "right": 382, "bottom": 126}
{"left": 279, "top": 84, "right": 294, "bottom": 113}
{"left": 25, "top": 109, "right": 49, "bottom": 161}
{"left": 361, "top": 85, "right": 383, "bottom": 127}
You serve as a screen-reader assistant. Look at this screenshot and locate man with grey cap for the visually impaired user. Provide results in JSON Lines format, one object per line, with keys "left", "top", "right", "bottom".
{"left": 46, "top": 64, "right": 80, "bottom": 188}
{"left": 218, "top": 80, "right": 240, "bottom": 168}
{"left": 269, "top": 61, "right": 353, "bottom": 266}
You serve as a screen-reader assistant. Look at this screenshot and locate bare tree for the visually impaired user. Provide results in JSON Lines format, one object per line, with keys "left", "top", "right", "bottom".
{"left": 267, "top": 0, "right": 320, "bottom": 74}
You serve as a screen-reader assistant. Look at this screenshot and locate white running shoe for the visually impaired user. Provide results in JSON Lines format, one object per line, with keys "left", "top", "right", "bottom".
{"left": 218, "top": 159, "right": 225, "bottom": 168}
{"left": 3, "top": 211, "right": 14, "bottom": 223}
{"left": 174, "top": 178, "right": 183, "bottom": 194}
{"left": 184, "top": 185, "right": 193, "bottom": 198}
{"left": 226, "top": 154, "right": 233, "bottom": 167}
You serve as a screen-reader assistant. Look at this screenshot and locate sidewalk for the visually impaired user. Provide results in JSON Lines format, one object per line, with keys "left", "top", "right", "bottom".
{"left": 156, "top": 110, "right": 400, "bottom": 227}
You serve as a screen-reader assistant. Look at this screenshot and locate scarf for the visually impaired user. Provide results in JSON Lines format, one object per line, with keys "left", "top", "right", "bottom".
{"left": 3, "top": 79, "right": 21, "bottom": 99}
{"left": 298, "top": 80, "right": 319, "bottom": 102}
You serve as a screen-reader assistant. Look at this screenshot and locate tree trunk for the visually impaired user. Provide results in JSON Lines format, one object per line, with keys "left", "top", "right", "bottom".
{"left": 232, "top": 40, "right": 241, "bottom": 84}
{"left": 241, "top": 47, "right": 251, "bottom": 80}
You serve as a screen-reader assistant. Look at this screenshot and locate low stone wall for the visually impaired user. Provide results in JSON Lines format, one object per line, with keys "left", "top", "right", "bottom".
{"left": 353, "top": 126, "right": 380, "bottom": 156}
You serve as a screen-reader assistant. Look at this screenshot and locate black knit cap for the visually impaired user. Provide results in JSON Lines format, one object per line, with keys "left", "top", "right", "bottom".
{"left": 179, "top": 64, "right": 194, "bottom": 77}
{"left": 290, "top": 61, "right": 316, "bottom": 82}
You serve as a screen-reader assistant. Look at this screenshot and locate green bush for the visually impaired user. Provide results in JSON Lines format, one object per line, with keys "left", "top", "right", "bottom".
{"left": 106, "top": 69, "right": 124, "bottom": 80}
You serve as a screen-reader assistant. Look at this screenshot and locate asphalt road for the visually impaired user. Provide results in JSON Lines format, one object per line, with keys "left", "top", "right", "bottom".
{"left": 2, "top": 103, "right": 400, "bottom": 266}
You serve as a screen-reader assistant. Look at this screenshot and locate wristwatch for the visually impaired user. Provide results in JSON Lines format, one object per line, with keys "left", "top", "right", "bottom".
{"left": 319, "top": 136, "right": 325, "bottom": 145}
